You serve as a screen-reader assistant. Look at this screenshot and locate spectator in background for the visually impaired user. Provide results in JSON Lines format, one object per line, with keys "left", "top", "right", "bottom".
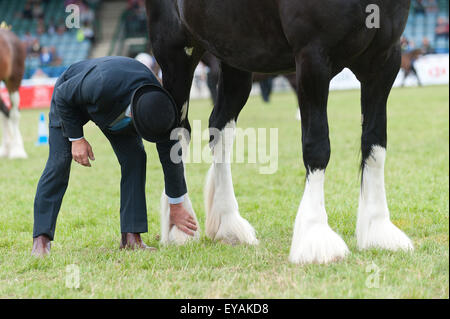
{"left": 425, "top": 0, "right": 438, "bottom": 13}
{"left": 82, "top": 22, "right": 95, "bottom": 43}
{"left": 401, "top": 36, "right": 413, "bottom": 53}
{"left": 40, "top": 47, "right": 53, "bottom": 66}
{"left": 76, "top": 27, "right": 85, "bottom": 42}
{"left": 47, "top": 19, "right": 56, "bottom": 36}
{"left": 36, "top": 18, "right": 46, "bottom": 36}
{"left": 80, "top": 2, "right": 95, "bottom": 25}
{"left": 49, "top": 47, "right": 62, "bottom": 66}
{"left": 414, "top": 0, "right": 426, "bottom": 15}
{"left": 435, "top": 17, "right": 449, "bottom": 39}
{"left": 23, "top": 32, "right": 36, "bottom": 52}
{"left": 22, "top": 2, "right": 33, "bottom": 20}
{"left": 56, "top": 24, "right": 66, "bottom": 36}
{"left": 125, "top": 0, "right": 147, "bottom": 36}
{"left": 422, "top": 37, "right": 435, "bottom": 54}
{"left": 32, "top": 1, "right": 45, "bottom": 19}
{"left": 29, "top": 39, "right": 42, "bottom": 57}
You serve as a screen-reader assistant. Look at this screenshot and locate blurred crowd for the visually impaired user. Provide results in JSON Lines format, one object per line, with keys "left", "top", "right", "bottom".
{"left": 413, "top": 0, "right": 449, "bottom": 41}
{"left": 402, "top": 0, "right": 449, "bottom": 55}
{"left": 65, "top": 0, "right": 99, "bottom": 42}
{"left": 413, "top": 0, "right": 442, "bottom": 15}
{"left": 124, "top": 0, "right": 147, "bottom": 37}
{"left": 19, "top": 0, "right": 99, "bottom": 77}
{"left": 401, "top": 36, "right": 435, "bottom": 55}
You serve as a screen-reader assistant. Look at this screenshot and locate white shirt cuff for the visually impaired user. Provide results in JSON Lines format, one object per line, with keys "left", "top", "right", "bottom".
{"left": 69, "top": 137, "right": 84, "bottom": 142}
{"left": 168, "top": 195, "right": 185, "bottom": 204}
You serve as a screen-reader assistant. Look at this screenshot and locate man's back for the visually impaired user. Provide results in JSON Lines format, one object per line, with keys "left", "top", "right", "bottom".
{"left": 50, "top": 56, "right": 159, "bottom": 132}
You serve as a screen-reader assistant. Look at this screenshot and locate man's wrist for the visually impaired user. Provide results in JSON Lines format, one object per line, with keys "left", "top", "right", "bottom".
{"left": 168, "top": 194, "right": 185, "bottom": 205}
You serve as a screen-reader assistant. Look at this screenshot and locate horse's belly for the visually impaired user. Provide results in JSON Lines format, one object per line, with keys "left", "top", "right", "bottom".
{"left": 179, "top": 0, "right": 295, "bottom": 73}
{"left": 206, "top": 44, "right": 295, "bottom": 74}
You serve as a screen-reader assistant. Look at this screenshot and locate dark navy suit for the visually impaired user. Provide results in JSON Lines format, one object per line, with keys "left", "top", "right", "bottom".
{"left": 33, "top": 57, "right": 187, "bottom": 240}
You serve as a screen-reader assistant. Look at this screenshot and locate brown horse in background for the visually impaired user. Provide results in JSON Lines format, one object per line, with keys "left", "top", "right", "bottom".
{"left": 0, "top": 26, "right": 27, "bottom": 159}
{"left": 401, "top": 48, "right": 424, "bottom": 87}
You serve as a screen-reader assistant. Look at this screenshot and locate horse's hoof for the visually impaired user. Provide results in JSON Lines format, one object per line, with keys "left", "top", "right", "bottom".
{"left": 357, "top": 218, "right": 414, "bottom": 251}
{"left": 168, "top": 225, "right": 200, "bottom": 245}
{"left": 289, "top": 223, "right": 349, "bottom": 264}
{"left": 209, "top": 212, "right": 259, "bottom": 245}
{"left": 8, "top": 148, "right": 27, "bottom": 159}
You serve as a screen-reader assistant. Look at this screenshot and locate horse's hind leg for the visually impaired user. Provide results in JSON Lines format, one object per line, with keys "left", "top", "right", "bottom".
{"left": 289, "top": 46, "right": 349, "bottom": 264}
{"left": 0, "top": 94, "right": 11, "bottom": 158}
{"left": 356, "top": 45, "right": 413, "bottom": 251}
{"left": 6, "top": 90, "right": 27, "bottom": 159}
{"left": 205, "top": 62, "right": 258, "bottom": 245}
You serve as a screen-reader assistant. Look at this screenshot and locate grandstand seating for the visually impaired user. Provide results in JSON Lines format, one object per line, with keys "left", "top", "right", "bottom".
{"left": 405, "top": 0, "right": 449, "bottom": 53}
{"left": 0, "top": 0, "right": 95, "bottom": 79}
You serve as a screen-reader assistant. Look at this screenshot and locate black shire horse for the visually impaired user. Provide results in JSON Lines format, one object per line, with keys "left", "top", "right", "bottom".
{"left": 146, "top": 0, "right": 414, "bottom": 264}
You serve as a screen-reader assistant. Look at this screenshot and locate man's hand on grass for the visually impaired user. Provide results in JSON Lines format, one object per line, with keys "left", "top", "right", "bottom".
{"left": 72, "top": 138, "right": 95, "bottom": 167}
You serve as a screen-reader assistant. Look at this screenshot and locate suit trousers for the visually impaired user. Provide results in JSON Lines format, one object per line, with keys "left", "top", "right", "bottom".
{"left": 33, "top": 125, "right": 148, "bottom": 240}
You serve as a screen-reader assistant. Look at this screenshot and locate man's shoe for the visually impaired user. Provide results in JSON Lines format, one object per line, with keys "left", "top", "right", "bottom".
{"left": 120, "top": 233, "right": 157, "bottom": 251}
{"left": 31, "top": 235, "right": 51, "bottom": 257}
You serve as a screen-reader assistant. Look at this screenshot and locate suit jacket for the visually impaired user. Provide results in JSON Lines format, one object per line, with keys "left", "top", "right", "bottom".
{"left": 50, "top": 56, "right": 161, "bottom": 137}
{"left": 49, "top": 56, "right": 187, "bottom": 198}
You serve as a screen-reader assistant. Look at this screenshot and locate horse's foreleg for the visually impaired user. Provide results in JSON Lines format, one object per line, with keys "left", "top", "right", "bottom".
{"left": 205, "top": 63, "right": 258, "bottom": 245}
{"left": 289, "top": 47, "right": 349, "bottom": 264}
{"left": 411, "top": 65, "right": 422, "bottom": 87}
{"left": 160, "top": 133, "right": 201, "bottom": 245}
{"left": 155, "top": 46, "right": 203, "bottom": 245}
{"left": 357, "top": 46, "right": 413, "bottom": 251}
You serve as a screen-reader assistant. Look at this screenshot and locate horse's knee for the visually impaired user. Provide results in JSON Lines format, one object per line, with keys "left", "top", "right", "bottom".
{"left": 302, "top": 137, "right": 331, "bottom": 171}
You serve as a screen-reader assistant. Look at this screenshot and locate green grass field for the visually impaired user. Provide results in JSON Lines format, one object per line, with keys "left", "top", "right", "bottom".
{"left": 0, "top": 85, "right": 448, "bottom": 298}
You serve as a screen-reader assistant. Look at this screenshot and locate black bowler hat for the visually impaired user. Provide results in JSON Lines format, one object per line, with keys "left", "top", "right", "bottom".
{"left": 131, "top": 84, "right": 179, "bottom": 143}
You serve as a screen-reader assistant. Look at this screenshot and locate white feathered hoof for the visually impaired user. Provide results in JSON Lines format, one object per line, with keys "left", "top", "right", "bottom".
{"left": 204, "top": 166, "right": 258, "bottom": 245}
{"left": 289, "top": 224, "right": 349, "bottom": 264}
{"left": 357, "top": 218, "right": 413, "bottom": 251}
{"left": 160, "top": 191, "right": 200, "bottom": 245}
{"left": 168, "top": 223, "right": 200, "bottom": 245}
{"left": 8, "top": 146, "right": 27, "bottom": 159}
{"left": 213, "top": 213, "right": 259, "bottom": 245}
